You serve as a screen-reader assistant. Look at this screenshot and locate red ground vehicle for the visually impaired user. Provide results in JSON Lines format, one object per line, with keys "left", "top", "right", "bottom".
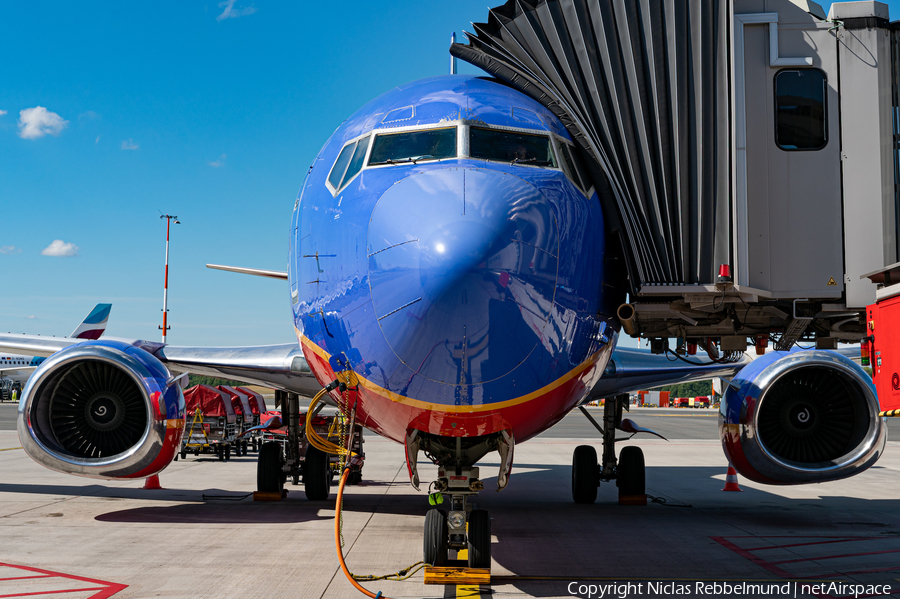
{"left": 672, "top": 397, "right": 690, "bottom": 408}
{"left": 180, "top": 385, "right": 238, "bottom": 460}
{"left": 694, "top": 396, "right": 710, "bottom": 408}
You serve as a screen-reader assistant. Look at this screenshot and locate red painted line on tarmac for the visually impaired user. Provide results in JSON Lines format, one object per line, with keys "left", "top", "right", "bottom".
{"left": 0, "top": 587, "right": 106, "bottom": 598}
{"left": 770, "top": 547, "right": 900, "bottom": 565}
{"left": 710, "top": 537, "right": 797, "bottom": 579}
{"left": 742, "top": 538, "right": 860, "bottom": 552}
{"left": 0, "top": 563, "right": 126, "bottom": 599}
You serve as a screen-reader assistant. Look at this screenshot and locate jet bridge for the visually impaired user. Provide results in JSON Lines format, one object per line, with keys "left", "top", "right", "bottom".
{"left": 453, "top": 0, "right": 900, "bottom": 353}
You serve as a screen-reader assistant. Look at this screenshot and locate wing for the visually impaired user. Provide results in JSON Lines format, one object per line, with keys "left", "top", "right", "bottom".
{"left": 0, "top": 366, "right": 37, "bottom": 375}
{"left": 0, "top": 333, "right": 321, "bottom": 396}
{"left": 586, "top": 347, "right": 751, "bottom": 401}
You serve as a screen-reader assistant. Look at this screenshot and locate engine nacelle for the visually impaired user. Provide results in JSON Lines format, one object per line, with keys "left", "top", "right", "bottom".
{"left": 17, "top": 340, "right": 185, "bottom": 479}
{"left": 720, "top": 350, "right": 886, "bottom": 484}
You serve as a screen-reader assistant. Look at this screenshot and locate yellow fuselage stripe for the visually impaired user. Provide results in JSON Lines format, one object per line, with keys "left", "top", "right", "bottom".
{"left": 299, "top": 334, "right": 601, "bottom": 413}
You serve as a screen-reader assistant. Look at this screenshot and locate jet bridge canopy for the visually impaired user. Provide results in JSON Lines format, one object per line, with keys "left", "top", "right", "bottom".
{"left": 451, "top": 0, "right": 732, "bottom": 289}
{"left": 453, "top": 0, "right": 900, "bottom": 353}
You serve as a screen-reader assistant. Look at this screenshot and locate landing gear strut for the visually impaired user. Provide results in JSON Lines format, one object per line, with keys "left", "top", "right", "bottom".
{"left": 410, "top": 432, "right": 511, "bottom": 570}
{"left": 572, "top": 393, "right": 646, "bottom": 505}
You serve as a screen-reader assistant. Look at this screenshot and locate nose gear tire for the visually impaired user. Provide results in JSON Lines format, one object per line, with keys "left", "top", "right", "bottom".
{"left": 467, "top": 509, "right": 491, "bottom": 569}
{"left": 423, "top": 508, "right": 448, "bottom": 566}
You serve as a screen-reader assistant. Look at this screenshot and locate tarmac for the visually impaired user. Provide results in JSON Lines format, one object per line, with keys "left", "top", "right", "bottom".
{"left": 1, "top": 411, "right": 899, "bottom": 599}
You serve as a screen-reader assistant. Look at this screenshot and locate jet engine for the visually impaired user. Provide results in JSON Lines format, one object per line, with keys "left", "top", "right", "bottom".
{"left": 17, "top": 340, "right": 185, "bottom": 479}
{"left": 720, "top": 350, "right": 885, "bottom": 484}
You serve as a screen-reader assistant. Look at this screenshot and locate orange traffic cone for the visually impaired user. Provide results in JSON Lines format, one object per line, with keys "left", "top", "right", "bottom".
{"left": 143, "top": 475, "right": 163, "bottom": 490}
{"left": 722, "top": 462, "right": 742, "bottom": 492}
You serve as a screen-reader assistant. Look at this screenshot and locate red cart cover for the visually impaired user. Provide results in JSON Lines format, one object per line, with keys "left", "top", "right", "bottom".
{"left": 183, "top": 385, "right": 236, "bottom": 424}
{"left": 236, "top": 386, "right": 265, "bottom": 414}
{"left": 218, "top": 386, "right": 253, "bottom": 419}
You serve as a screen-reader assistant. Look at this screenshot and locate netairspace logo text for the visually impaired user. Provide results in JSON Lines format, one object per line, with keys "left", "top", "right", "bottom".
{"left": 567, "top": 581, "right": 894, "bottom": 598}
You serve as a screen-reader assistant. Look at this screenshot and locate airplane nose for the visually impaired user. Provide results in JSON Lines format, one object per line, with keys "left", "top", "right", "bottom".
{"left": 367, "top": 167, "right": 559, "bottom": 387}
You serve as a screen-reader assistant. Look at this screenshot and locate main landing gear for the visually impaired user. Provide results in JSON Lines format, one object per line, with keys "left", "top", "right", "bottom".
{"left": 410, "top": 430, "right": 514, "bottom": 569}
{"left": 572, "top": 393, "right": 660, "bottom": 505}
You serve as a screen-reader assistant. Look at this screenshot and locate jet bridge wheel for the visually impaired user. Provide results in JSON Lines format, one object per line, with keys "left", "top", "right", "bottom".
{"left": 257, "top": 442, "right": 284, "bottom": 493}
{"left": 572, "top": 445, "right": 599, "bottom": 504}
{"left": 304, "top": 445, "right": 331, "bottom": 501}
{"left": 467, "top": 509, "right": 491, "bottom": 569}
{"left": 423, "top": 508, "right": 448, "bottom": 566}
{"left": 616, "top": 446, "right": 645, "bottom": 498}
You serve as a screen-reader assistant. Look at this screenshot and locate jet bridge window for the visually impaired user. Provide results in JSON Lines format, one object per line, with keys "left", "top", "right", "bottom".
{"left": 368, "top": 127, "right": 456, "bottom": 166}
{"left": 470, "top": 127, "right": 556, "bottom": 167}
{"left": 774, "top": 69, "right": 827, "bottom": 151}
{"left": 328, "top": 135, "right": 371, "bottom": 192}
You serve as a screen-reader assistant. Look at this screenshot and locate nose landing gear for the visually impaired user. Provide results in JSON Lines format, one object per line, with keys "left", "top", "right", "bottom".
{"left": 409, "top": 432, "right": 510, "bottom": 570}
{"left": 422, "top": 467, "right": 491, "bottom": 568}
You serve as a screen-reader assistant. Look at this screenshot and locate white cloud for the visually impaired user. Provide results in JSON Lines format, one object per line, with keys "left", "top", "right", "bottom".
{"left": 208, "top": 153, "right": 227, "bottom": 167}
{"left": 41, "top": 240, "right": 79, "bottom": 257}
{"left": 0, "top": 110, "right": 7, "bottom": 116}
{"left": 26, "top": 315, "right": 35, "bottom": 319}
{"left": 95, "top": 135, "right": 101, "bottom": 144}
{"left": 0, "top": 245, "right": 21, "bottom": 254}
{"left": 121, "top": 139, "right": 139, "bottom": 150}
{"left": 217, "top": 0, "right": 257, "bottom": 21}
{"left": 18, "top": 106, "right": 68, "bottom": 139}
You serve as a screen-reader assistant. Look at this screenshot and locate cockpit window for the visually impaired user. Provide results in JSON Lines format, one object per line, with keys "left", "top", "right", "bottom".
{"left": 368, "top": 127, "right": 456, "bottom": 166}
{"left": 328, "top": 143, "right": 356, "bottom": 189}
{"left": 470, "top": 127, "right": 556, "bottom": 167}
{"left": 328, "top": 135, "right": 371, "bottom": 192}
{"left": 559, "top": 143, "right": 592, "bottom": 193}
{"left": 343, "top": 135, "right": 370, "bottom": 184}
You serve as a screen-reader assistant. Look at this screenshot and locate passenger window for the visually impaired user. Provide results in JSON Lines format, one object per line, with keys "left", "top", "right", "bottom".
{"left": 368, "top": 128, "right": 456, "bottom": 165}
{"left": 774, "top": 69, "right": 827, "bottom": 151}
{"left": 342, "top": 135, "right": 370, "bottom": 185}
{"left": 328, "top": 142, "right": 356, "bottom": 189}
{"left": 470, "top": 127, "right": 556, "bottom": 167}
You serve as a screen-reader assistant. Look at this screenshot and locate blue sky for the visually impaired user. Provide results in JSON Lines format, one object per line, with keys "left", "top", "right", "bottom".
{"left": 0, "top": 1, "right": 492, "bottom": 346}
{"left": 1, "top": 1, "right": 897, "bottom": 348}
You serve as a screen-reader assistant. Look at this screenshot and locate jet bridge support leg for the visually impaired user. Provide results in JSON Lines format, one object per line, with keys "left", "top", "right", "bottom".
{"left": 572, "top": 394, "right": 646, "bottom": 505}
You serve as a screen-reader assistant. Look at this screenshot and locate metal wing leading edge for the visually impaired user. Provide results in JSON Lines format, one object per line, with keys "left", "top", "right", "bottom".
{"left": 0, "top": 333, "right": 322, "bottom": 397}
{"left": 585, "top": 347, "right": 752, "bottom": 402}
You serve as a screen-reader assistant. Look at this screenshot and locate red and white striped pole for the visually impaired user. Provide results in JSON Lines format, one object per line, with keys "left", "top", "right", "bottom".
{"left": 159, "top": 214, "right": 180, "bottom": 344}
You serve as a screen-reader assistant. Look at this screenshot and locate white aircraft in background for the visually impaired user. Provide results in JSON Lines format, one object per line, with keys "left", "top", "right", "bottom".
{"left": 0, "top": 304, "right": 112, "bottom": 390}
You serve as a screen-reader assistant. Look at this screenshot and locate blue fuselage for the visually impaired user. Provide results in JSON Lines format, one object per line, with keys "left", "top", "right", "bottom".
{"left": 291, "top": 75, "right": 617, "bottom": 442}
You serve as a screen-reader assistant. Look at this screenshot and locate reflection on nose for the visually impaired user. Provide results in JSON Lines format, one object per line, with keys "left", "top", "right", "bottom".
{"left": 367, "top": 167, "right": 558, "bottom": 386}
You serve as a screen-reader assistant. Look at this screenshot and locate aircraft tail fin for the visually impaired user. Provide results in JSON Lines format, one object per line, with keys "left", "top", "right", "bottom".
{"left": 71, "top": 304, "right": 112, "bottom": 339}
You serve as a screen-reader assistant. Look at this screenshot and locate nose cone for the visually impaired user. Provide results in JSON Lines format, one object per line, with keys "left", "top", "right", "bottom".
{"left": 367, "top": 167, "right": 559, "bottom": 387}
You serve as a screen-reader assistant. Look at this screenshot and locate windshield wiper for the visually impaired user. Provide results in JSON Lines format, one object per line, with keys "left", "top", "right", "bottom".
{"left": 509, "top": 157, "right": 552, "bottom": 166}
{"left": 369, "top": 155, "right": 434, "bottom": 166}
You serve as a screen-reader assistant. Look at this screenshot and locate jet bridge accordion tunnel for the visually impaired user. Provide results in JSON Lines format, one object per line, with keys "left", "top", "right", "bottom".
{"left": 452, "top": 0, "right": 900, "bottom": 355}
